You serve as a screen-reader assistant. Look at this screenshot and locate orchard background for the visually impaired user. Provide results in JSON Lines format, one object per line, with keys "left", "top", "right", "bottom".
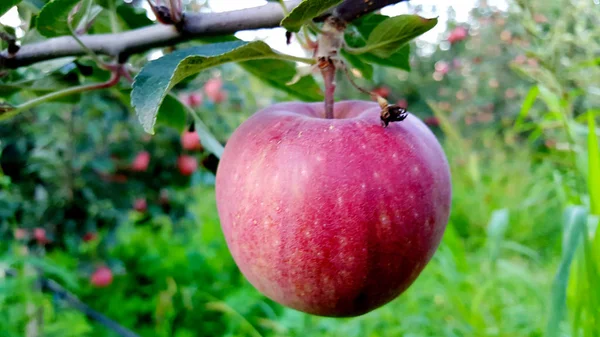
{"left": 1, "top": 0, "right": 599, "bottom": 336}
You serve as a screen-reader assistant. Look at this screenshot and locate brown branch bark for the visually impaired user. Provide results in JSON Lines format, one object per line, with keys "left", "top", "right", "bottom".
{"left": 0, "top": 0, "right": 407, "bottom": 69}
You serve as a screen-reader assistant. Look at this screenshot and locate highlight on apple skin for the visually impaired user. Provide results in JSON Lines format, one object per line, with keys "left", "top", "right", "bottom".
{"left": 215, "top": 100, "right": 452, "bottom": 317}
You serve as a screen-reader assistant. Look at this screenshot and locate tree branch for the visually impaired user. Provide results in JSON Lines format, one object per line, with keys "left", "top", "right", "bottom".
{"left": 0, "top": 0, "right": 406, "bottom": 70}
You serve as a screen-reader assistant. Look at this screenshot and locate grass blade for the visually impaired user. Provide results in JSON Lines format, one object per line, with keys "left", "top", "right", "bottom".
{"left": 546, "top": 206, "right": 587, "bottom": 337}
{"left": 587, "top": 110, "right": 600, "bottom": 215}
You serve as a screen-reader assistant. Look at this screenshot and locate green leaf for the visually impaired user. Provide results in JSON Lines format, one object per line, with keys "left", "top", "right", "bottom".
{"left": 281, "top": 0, "right": 343, "bottom": 32}
{"left": 546, "top": 206, "right": 587, "bottom": 337}
{"left": 156, "top": 94, "right": 187, "bottom": 132}
{"left": 514, "top": 85, "right": 539, "bottom": 131}
{"left": 131, "top": 41, "right": 282, "bottom": 134}
{"left": 240, "top": 59, "right": 322, "bottom": 101}
{"left": 345, "top": 14, "right": 411, "bottom": 71}
{"left": 340, "top": 49, "right": 373, "bottom": 80}
{"left": 36, "top": 0, "right": 81, "bottom": 37}
{"left": 486, "top": 209, "right": 509, "bottom": 268}
{"left": 116, "top": 3, "right": 153, "bottom": 29}
{"left": 588, "top": 110, "right": 600, "bottom": 215}
{"left": 0, "top": 0, "right": 21, "bottom": 17}
{"left": 358, "top": 15, "right": 437, "bottom": 58}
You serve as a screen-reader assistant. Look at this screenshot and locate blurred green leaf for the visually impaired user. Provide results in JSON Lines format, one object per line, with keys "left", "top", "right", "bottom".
{"left": 131, "top": 41, "right": 285, "bottom": 134}
{"left": 588, "top": 111, "right": 600, "bottom": 215}
{"left": 192, "top": 117, "right": 224, "bottom": 159}
{"left": 280, "top": 0, "right": 343, "bottom": 32}
{"left": 340, "top": 49, "right": 373, "bottom": 80}
{"left": 36, "top": 0, "right": 81, "bottom": 37}
{"left": 240, "top": 59, "right": 323, "bottom": 101}
{"left": 156, "top": 94, "right": 187, "bottom": 132}
{"left": 486, "top": 209, "right": 509, "bottom": 268}
{"left": 0, "top": 0, "right": 21, "bottom": 17}
{"left": 116, "top": 3, "right": 153, "bottom": 29}
{"left": 514, "top": 85, "right": 539, "bottom": 131}
{"left": 547, "top": 206, "right": 587, "bottom": 337}
{"left": 353, "top": 15, "right": 437, "bottom": 58}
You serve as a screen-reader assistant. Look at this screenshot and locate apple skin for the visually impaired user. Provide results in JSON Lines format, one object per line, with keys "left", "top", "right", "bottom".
{"left": 215, "top": 100, "right": 451, "bottom": 317}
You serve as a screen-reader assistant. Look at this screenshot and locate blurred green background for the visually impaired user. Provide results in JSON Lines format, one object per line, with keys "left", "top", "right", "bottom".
{"left": 1, "top": 0, "right": 599, "bottom": 336}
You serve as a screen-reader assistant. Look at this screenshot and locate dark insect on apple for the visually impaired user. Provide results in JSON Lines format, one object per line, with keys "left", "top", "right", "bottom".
{"left": 380, "top": 105, "right": 408, "bottom": 127}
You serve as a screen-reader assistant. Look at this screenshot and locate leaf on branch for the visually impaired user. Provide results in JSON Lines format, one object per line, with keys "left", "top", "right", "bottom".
{"left": 345, "top": 14, "right": 411, "bottom": 71}
{"left": 156, "top": 94, "right": 187, "bottom": 132}
{"left": 36, "top": 0, "right": 82, "bottom": 37}
{"left": 132, "top": 41, "right": 286, "bottom": 134}
{"left": 352, "top": 14, "right": 437, "bottom": 58}
{"left": 0, "top": 0, "right": 22, "bottom": 17}
{"left": 281, "top": 0, "right": 343, "bottom": 32}
{"left": 240, "top": 60, "right": 322, "bottom": 101}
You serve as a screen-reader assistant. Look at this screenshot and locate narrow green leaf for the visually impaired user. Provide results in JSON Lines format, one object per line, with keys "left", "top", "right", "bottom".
{"left": 164, "top": 93, "right": 224, "bottom": 158}
{"left": 131, "top": 41, "right": 280, "bottom": 134}
{"left": 514, "top": 85, "right": 539, "bottom": 130}
{"left": 547, "top": 206, "right": 587, "bottom": 337}
{"left": 588, "top": 110, "right": 600, "bottom": 215}
{"left": 281, "top": 0, "right": 343, "bottom": 32}
{"left": 360, "top": 15, "right": 437, "bottom": 58}
{"left": 155, "top": 94, "right": 187, "bottom": 132}
{"left": 240, "top": 59, "right": 322, "bottom": 101}
{"left": 486, "top": 209, "right": 510, "bottom": 267}
{"left": 0, "top": 0, "right": 21, "bottom": 17}
{"left": 36, "top": 0, "right": 82, "bottom": 37}
{"left": 193, "top": 118, "right": 224, "bottom": 159}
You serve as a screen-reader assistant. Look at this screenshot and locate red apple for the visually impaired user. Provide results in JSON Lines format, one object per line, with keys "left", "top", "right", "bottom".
{"left": 83, "top": 232, "right": 98, "bottom": 242}
{"left": 133, "top": 198, "right": 147, "bottom": 212}
{"left": 215, "top": 100, "right": 452, "bottom": 317}
{"left": 131, "top": 151, "right": 150, "bottom": 172}
{"left": 181, "top": 131, "right": 203, "bottom": 151}
{"left": 372, "top": 86, "right": 390, "bottom": 99}
{"left": 177, "top": 155, "right": 198, "bottom": 176}
{"left": 14, "top": 228, "right": 27, "bottom": 240}
{"left": 90, "top": 266, "right": 113, "bottom": 288}
{"left": 34, "top": 228, "right": 48, "bottom": 245}
{"left": 204, "top": 78, "right": 227, "bottom": 103}
{"left": 448, "top": 26, "right": 468, "bottom": 44}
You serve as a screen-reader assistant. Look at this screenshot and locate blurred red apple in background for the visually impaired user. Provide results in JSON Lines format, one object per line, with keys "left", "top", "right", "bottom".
{"left": 448, "top": 26, "right": 468, "bottom": 44}
{"left": 372, "top": 86, "right": 390, "bottom": 99}
{"left": 34, "top": 228, "right": 48, "bottom": 245}
{"left": 131, "top": 151, "right": 150, "bottom": 172}
{"left": 216, "top": 100, "right": 452, "bottom": 317}
{"left": 204, "top": 78, "right": 227, "bottom": 103}
{"left": 90, "top": 266, "right": 113, "bottom": 288}
{"left": 83, "top": 232, "right": 98, "bottom": 242}
{"left": 177, "top": 155, "right": 198, "bottom": 176}
{"left": 133, "top": 198, "right": 147, "bottom": 212}
{"left": 14, "top": 228, "right": 27, "bottom": 240}
{"left": 181, "top": 131, "right": 203, "bottom": 151}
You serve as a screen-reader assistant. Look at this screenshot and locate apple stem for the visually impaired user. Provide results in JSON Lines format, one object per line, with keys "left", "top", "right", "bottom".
{"left": 321, "top": 61, "right": 336, "bottom": 119}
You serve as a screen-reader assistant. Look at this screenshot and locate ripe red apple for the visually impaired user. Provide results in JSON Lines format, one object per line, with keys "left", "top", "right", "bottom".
{"left": 204, "top": 78, "right": 227, "bottom": 103}
{"left": 448, "top": 26, "right": 468, "bottom": 44}
{"left": 181, "top": 131, "right": 203, "bottom": 151}
{"left": 372, "top": 86, "right": 390, "bottom": 99}
{"left": 90, "top": 266, "right": 113, "bottom": 288}
{"left": 177, "top": 155, "right": 198, "bottom": 176}
{"left": 83, "top": 232, "right": 98, "bottom": 242}
{"left": 131, "top": 151, "right": 150, "bottom": 172}
{"left": 133, "top": 198, "right": 147, "bottom": 212}
{"left": 215, "top": 100, "right": 452, "bottom": 317}
{"left": 34, "top": 228, "right": 49, "bottom": 245}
